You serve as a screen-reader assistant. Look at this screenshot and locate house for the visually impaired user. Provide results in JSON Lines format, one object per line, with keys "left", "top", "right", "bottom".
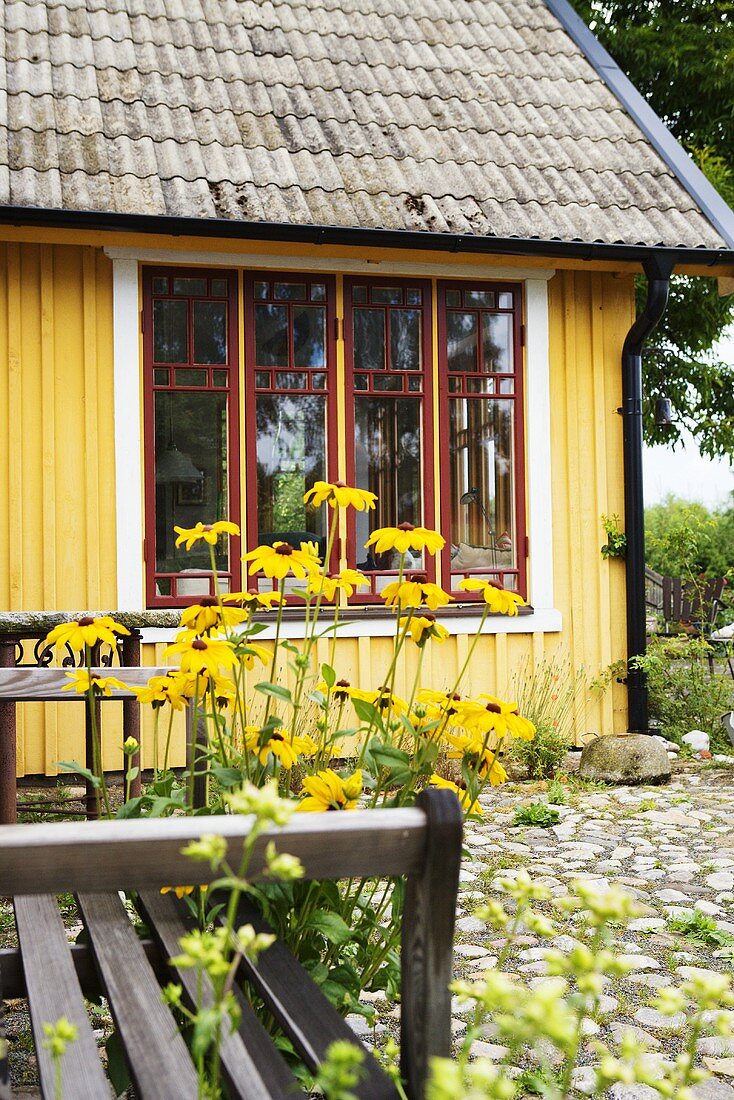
{"left": 2, "top": 0, "right": 734, "bottom": 777}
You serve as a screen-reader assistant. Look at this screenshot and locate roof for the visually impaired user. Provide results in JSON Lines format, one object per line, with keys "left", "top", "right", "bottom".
{"left": 2, "top": 0, "right": 734, "bottom": 253}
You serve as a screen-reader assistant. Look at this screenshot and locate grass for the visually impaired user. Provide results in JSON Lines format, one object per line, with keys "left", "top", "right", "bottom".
{"left": 666, "top": 909, "right": 734, "bottom": 948}
{"left": 512, "top": 802, "right": 560, "bottom": 828}
{"left": 546, "top": 779, "right": 568, "bottom": 805}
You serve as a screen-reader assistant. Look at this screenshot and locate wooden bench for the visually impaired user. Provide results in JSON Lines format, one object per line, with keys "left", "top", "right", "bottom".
{"left": 0, "top": 788, "right": 462, "bottom": 1099}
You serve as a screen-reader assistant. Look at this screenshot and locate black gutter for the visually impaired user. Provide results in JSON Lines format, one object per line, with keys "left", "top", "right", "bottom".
{"left": 621, "top": 254, "right": 673, "bottom": 733}
{"left": 0, "top": 203, "right": 733, "bottom": 268}
{"left": 543, "top": 0, "right": 734, "bottom": 251}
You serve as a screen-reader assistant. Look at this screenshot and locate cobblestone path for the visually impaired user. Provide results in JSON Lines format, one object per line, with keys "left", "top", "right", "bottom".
{"left": 452, "top": 763, "right": 734, "bottom": 1098}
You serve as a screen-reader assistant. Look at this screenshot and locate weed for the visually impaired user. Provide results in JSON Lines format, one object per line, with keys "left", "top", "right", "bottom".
{"left": 546, "top": 778, "right": 568, "bottom": 805}
{"left": 667, "top": 909, "right": 734, "bottom": 948}
{"left": 512, "top": 802, "right": 560, "bottom": 828}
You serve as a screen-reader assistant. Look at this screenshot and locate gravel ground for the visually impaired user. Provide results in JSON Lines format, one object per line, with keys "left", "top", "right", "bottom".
{"left": 5, "top": 762, "right": 734, "bottom": 1097}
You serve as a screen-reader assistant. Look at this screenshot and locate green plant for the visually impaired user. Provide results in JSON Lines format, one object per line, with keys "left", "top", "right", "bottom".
{"left": 41, "top": 1017, "right": 78, "bottom": 1100}
{"left": 508, "top": 654, "right": 586, "bottom": 778}
{"left": 546, "top": 779, "right": 568, "bottom": 805}
{"left": 509, "top": 722, "right": 570, "bottom": 780}
{"left": 512, "top": 801, "right": 560, "bottom": 828}
{"left": 667, "top": 909, "right": 734, "bottom": 949}
{"left": 601, "top": 513, "right": 627, "bottom": 559}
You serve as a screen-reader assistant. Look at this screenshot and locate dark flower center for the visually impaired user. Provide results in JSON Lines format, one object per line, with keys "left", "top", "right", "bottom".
{"left": 334, "top": 480, "right": 346, "bottom": 488}
{"left": 397, "top": 521, "right": 415, "bottom": 531}
{"left": 409, "top": 572, "right": 427, "bottom": 584}
{"left": 202, "top": 524, "right": 213, "bottom": 532}
{"left": 336, "top": 679, "right": 350, "bottom": 688}
{"left": 272, "top": 731, "right": 284, "bottom": 742}
{"left": 421, "top": 614, "right": 435, "bottom": 623}
{"left": 275, "top": 543, "right": 294, "bottom": 556}
{"left": 199, "top": 597, "right": 218, "bottom": 607}
{"left": 192, "top": 639, "right": 208, "bottom": 651}
{"left": 78, "top": 616, "right": 95, "bottom": 626}
{"left": 485, "top": 702, "right": 502, "bottom": 714}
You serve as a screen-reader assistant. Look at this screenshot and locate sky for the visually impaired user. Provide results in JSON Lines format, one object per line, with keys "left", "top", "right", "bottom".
{"left": 643, "top": 327, "right": 734, "bottom": 510}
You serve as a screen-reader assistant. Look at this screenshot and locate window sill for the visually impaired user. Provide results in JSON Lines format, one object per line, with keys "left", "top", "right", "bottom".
{"left": 138, "top": 605, "right": 562, "bottom": 644}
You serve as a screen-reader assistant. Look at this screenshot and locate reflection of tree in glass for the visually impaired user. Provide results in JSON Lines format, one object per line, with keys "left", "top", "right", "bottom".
{"left": 355, "top": 398, "right": 421, "bottom": 529}
{"left": 390, "top": 310, "right": 420, "bottom": 370}
{"left": 293, "top": 307, "right": 326, "bottom": 367}
{"left": 256, "top": 395, "right": 327, "bottom": 536}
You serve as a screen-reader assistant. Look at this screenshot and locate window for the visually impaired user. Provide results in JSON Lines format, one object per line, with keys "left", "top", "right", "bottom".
{"left": 438, "top": 283, "right": 526, "bottom": 596}
{"left": 143, "top": 269, "right": 241, "bottom": 606}
{"left": 142, "top": 268, "right": 526, "bottom": 608}
{"left": 343, "top": 278, "right": 435, "bottom": 600}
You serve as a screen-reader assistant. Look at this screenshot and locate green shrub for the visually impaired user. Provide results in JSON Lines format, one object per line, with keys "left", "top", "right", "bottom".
{"left": 509, "top": 722, "right": 570, "bottom": 780}
{"left": 667, "top": 909, "right": 734, "bottom": 949}
{"left": 512, "top": 801, "right": 560, "bottom": 828}
{"left": 508, "top": 654, "right": 587, "bottom": 778}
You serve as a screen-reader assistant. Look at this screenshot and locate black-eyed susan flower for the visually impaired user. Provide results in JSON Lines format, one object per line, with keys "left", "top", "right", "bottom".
{"left": 348, "top": 686, "right": 409, "bottom": 714}
{"left": 244, "top": 727, "right": 317, "bottom": 769}
{"left": 160, "top": 885, "right": 208, "bottom": 899}
{"left": 478, "top": 694, "right": 536, "bottom": 740}
{"left": 457, "top": 578, "right": 525, "bottom": 616}
{"left": 238, "top": 641, "right": 271, "bottom": 670}
{"left": 44, "top": 615, "right": 130, "bottom": 654}
{"left": 243, "top": 541, "right": 320, "bottom": 579}
{"left": 223, "top": 590, "right": 285, "bottom": 611}
{"left": 382, "top": 577, "right": 453, "bottom": 611}
{"left": 134, "top": 672, "right": 196, "bottom": 709}
{"left": 178, "top": 597, "right": 249, "bottom": 637}
{"left": 63, "top": 670, "right": 130, "bottom": 696}
{"left": 445, "top": 731, "right": 504, "bottom": 776}
{"left": 306, "top": 569, "right": 368, "bottom": 601}
{"left": 304, "top": 480, "right": 377, "bottom": 511}
{"left": 164, "top": 637, "right": 238, "bottom": 678}
{"left": 365, "top": 522, "right": 445, "bottom": 557}
{"left": 173, "top": 520, "right": 240, "bottom": 550}
{"left": 298, "top": 768, "right": 362, "bottom": 811}
{"left": 399, "top": 614, "right": 450, "bottom": 647}
{"left": 428, "top": 774, "right": 483, "bottom": 815}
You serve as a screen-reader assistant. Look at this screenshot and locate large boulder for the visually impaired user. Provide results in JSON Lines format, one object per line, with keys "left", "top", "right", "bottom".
{"left": 578, "top": 734, "right": 671, "bottom": 786}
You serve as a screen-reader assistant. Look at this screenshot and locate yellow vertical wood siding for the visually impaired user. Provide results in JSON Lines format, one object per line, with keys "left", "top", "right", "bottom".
{"left": 0, "top": 244, "right": 631, "bottom": 775}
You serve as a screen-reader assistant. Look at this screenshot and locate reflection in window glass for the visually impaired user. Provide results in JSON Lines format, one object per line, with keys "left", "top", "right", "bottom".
{"left": 498, "top": 292, "right": 514, "bottom": 309}
{"left": 447, "top": 312, "right": 478, "bottom": 372}
{"left": 173, "top": 277, "right": 207, "bottom": 296}
{"left": 256, "top": 394, "right": 328, "bottom": 559}
{"left": 152, "top": 277, "right": 168, "bottom": 295}
{"left": 371, "top": 287, "right": 402, "bottom": 305}
{"left": 153, "top": 300, "right": 188, "bottom": 363}
{"left": 154, "top": 390, "right": 230, "bottom": 576}
{"left": 445, "top": 289, "right": 461, "bottom": 307}
{"left": 464, "top": 290, "right": 495, "bottom": 308}
{"left": 255, "top": 304, "right": 289, "bottom": 366}
{"left": 352, "top": 286, "right": 368, "bottom": 304}
{"left": 274, "top": 283, "right": 307, "bottom": 301}
{"left": 154, "top": 368, "right": 169, "bottom": 385}
{"left": 353, "top": 309, "right": 385, "bottom": 372}
{"left": 354, "top": 396, "right": 422, "bottom": 569}
{"left": 406, "top": 288, "right": 422, "bottom": 305}
{"left": 390, "top": 309, "right": 421, "bottom": 370}
{"left": 211, "top": 279, "right": 228, "bottom": 297}
{"left": 193, "top": 301, "right": 227, "bottom": 364}
{"left": 175, "top": 369, "right": 207, "bottom": 387}
{"left": 482, "top": 313, "right": 513, "bottom": 373}
{"left": 293, "top": 306, "right": 326, "bottom": 368}
{"left": 254, "top": 282, "right": 269, "bottom": 299}
{"left": 310, "top": 284, "right": 327, "bottom": 301}
{"left": 449, "top": 399, "right": 515, "bottom": 571}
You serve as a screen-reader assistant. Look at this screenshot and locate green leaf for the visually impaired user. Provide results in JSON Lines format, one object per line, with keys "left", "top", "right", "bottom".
{"left": 125, "top": 766, "right": 139, "bottom": 783}
{"left": 370, "top": 742, "right": 411, "bottom": 768}
{"left": 105, "top": 1030, "right": 132, "bottom": 1096}
{"left": 255, "top": 682, "right": 293, "bottom": 703}
{"left": 305, "top": 909, "right": 353, "bottom": 945}
{"left": 351, "top": 698, "right": 381, "bottom": 727}
{"left": 116, "top": 797, "right": 144, "bottom": 819}
{"left": 56, "top": 761, "right": 101, "bottom": 788}
{"left": 321, "top": 662, "right": 336, "bottom": 688}
{"left": 210, "top": 766, "right": 243, "bottom": 789}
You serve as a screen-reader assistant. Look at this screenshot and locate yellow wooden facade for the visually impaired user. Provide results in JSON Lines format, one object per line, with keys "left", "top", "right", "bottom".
{"left": 0, "top": 233, "right": 634, "bottom": 775}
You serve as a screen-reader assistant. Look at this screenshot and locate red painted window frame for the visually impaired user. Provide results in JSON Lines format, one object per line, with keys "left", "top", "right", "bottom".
{"left": 242, "top": 272, "right": 339, "bottom": 597}
{"left": 437, "top": 280, "right": 527, "bottom": 602}
{"left": 343, "top": 275, "right": 436, "bottom": 603}
{"left": 142, "top": 266, "right": 242, "bottom": 608}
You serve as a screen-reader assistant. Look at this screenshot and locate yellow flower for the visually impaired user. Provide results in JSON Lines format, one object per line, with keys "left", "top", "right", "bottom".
{"left": 381, "top": 577, "right": 453, "bottom": 611}
{"left": 174, "top": 520, "right": 240, "bottom": 550}
{"left": 178, "top": 597, "right": 249, "bottom": 637}
{"left": 298, "top": 768, "right": 363, "bottom": 811}
{"left": 243, "top": 541, "right": 321, "bottom": 580}
{"left": 135, "top": 672, "right": 196, "bottom": 709}
{"left": 306, "top": 569, "right": 368, "bottom": 601}
{"left": 365, "top": 523, "right": 445, "bottom": 557}
{"left": 164, "top": 637, "right": 238, "bottom": 678}
{"left": 63, "top": 670, "right": 129, "bottom": 696}
{"left": 44, "top": 615, "right": 130, "bottom": 654}
{"left": 304, "top": 481, "right": 377, "bottom": 511}
{"left": 209, "top": 676, "right": 237, "bottom": 708}
{"left": 477, "top": 694, "right": 536, "bottom": 741}
{"left": 445, "top": 730, "right": 501, "bottom": 770}
{"left": 348, "top": 686, "right": 408, "bottom": 714}
{"left": 417, "top": 688, "right": 463, "bottom": 717}
{"left": 399, "top": 614, "right": 450, "bottom": 647}
{"left": 238, "top": 641, "right": 271, "bottom": 670}
{"left": 160, "top": 885, "right": 208, "bottom": 899}
{"left": 428, "top": 775, "right": 483, "bottom": 816}
{"left": 223, "top": 591, "right": 285, "bottom": 611}
{"left": 484, "top": 758, "right": 508, "bottom": 786}
{"left": 457, "top": 578, "right": 525, "bottom": 616}
{"left": 451, "top": 698, "right": 518, "bottom": 739}
{"left": 244, "top": 727, "right": 317, "bottom": 769}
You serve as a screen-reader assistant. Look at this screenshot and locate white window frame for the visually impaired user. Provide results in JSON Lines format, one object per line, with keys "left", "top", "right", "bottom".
{"left": 106, "top": 248, "right": 560, "bottom": 641}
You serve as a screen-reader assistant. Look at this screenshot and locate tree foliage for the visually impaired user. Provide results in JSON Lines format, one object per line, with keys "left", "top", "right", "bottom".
{"left": 645, "top": 493, "right": 734, "bottom": 577}
{"left": 569, "top": 1, "right": 734, "bottom": 458}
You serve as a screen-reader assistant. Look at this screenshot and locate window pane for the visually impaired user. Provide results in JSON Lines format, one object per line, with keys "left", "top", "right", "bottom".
{"left": 153, "top": 300, "right": 188, "bottom": 363}
{"left": 312, "top": 372, "right": 326, "bottom": 389}
{"left": 445, "top": 289, "right": 461, "bottom": 307}
{"left": 254, "top": 281, "right": 269, "bottom": 299}
{"left": 293, "top": 305, "right": 326, "bottom": 368}
{"left": 275, "top": 372, "right": 307, "bottom": 390}
{"left": 256, "top": 394, "right": 328, "bottom": 560}
{"left": 371, "top": 287, "right": 402, "bottom": 305}
{"left": 193, "top": 301, "right": 227, "bottom": 364}
{"left": 152, "top": 276, "right": 168, "bottom": 294}
{"left": 482, "top": 313, "right": 513, "bottom": 373}
{"left": 274, "top": 282, "right": 307, "bottom": 300}
{"left": 447, "top": 312, "right": 478, "bottom": 373}
{"left": 154, "top": 390, "right": 230, "bottom": 576}
{"left": 353, "top": 309, "right": 385, "bottom": 372}
{"left": 211, "top": 279, "right": 228, "bottom": 297}
{"left": 464, "top": 289, "right": 495, "bottom": 308}
{"left": 406, "top": 288, "right": 422, "bottom": 305}
{"left": 255, "top": 371, "right": 270, "bottom": 388}
{"left": 449, "top": 399, "right": 516, "bottom": 572}
{"left": 498, "top": 291, "right": 514, "bottom": 309}
{"left": 173, "top": 277, "right": 207, "bottom": 296}
{"left": 310, "top": 284, "right": 326, "bottom": 301}
{"left": 255, "top": 303, "right": 289, "bottom": 366}
{"left": 213, "top": 369, "right": 228, "bottom": 388}
{"left": 390, "top": 309, "right": 421, "bottom": 370}
{"left": 175, "top": 368, "right": 207, "bottom": 387}
{"left": 354, "top": 396, "right": 422, "bottom": 570}
{"left": 352, "top": 286, "right": 368, "bottom": 304}
{"left": 373, "top": 374, "right": 402, "bottom": 391}
{"left": 153, "top": 368, "right": 169, "bottom": 385}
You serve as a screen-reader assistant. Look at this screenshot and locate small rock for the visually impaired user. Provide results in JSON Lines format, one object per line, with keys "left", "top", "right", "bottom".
{"left": 579, "top": 735, "right": 671, "bottom": 785}
{"left": 703, "top": 1058, "right": 734, "bottom": 1079}
{"left": 707, "top": 873, "right": 734, "bottom": 890}
{"left": 683, "top": 730, "right": 710, "bottom": 753}
{"left": 634, "top": 1007, "right": 686, "bottom": 1031}
{"left": 469, "top": 1040, "right": 509, "bottom": 1060}
{"left": 618, "top": 954, "right": 660, "bottom": 970}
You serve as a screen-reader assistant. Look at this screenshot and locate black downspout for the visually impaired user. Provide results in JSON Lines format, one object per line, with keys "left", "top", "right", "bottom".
{"left": 621, "top": 254, "right": 673, "bottom": 732}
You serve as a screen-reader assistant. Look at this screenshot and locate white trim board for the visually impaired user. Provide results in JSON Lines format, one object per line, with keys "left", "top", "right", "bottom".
{"left": 104, "top": 246, "right": 554, "bottom": 283}
{"left": 111, "top": 254, "right": 559, "bottom": 631}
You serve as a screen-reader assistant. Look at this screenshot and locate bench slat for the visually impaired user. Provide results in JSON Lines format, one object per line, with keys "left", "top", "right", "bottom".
{"left": 229, "top": 898, "right": 399, "bottom": 1100}
{"left": 13, "top": 895, "right": 112, "bottom": 1100}
{"left": 138, "top": 889, "right": 297, "bottom": 1100}
{"left": 77, "top": 892, "right": 199, "bottom": 1100}
{"left": 0, "top": 666, "right": 170, "bottom": 701}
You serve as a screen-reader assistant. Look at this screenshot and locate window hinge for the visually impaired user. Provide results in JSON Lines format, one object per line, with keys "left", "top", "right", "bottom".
{"left": 334, "top": 316, "right": 343, "bottom": 342}
{"left": 520, "top": 323, "right": 526, "bottom": 347}
{"left": 142, "top": 538, "right": 148, "bottom": 563}
{"left": 524, "top": 535, "right": 530, "bottom": 558}
{"left": 140, "top": 310, "right": 145, "bottom": 333}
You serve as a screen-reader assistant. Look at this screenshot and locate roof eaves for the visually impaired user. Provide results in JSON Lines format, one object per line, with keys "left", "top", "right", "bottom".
{"left": 543, "top": 0, "right": 734, "bottom": 251}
